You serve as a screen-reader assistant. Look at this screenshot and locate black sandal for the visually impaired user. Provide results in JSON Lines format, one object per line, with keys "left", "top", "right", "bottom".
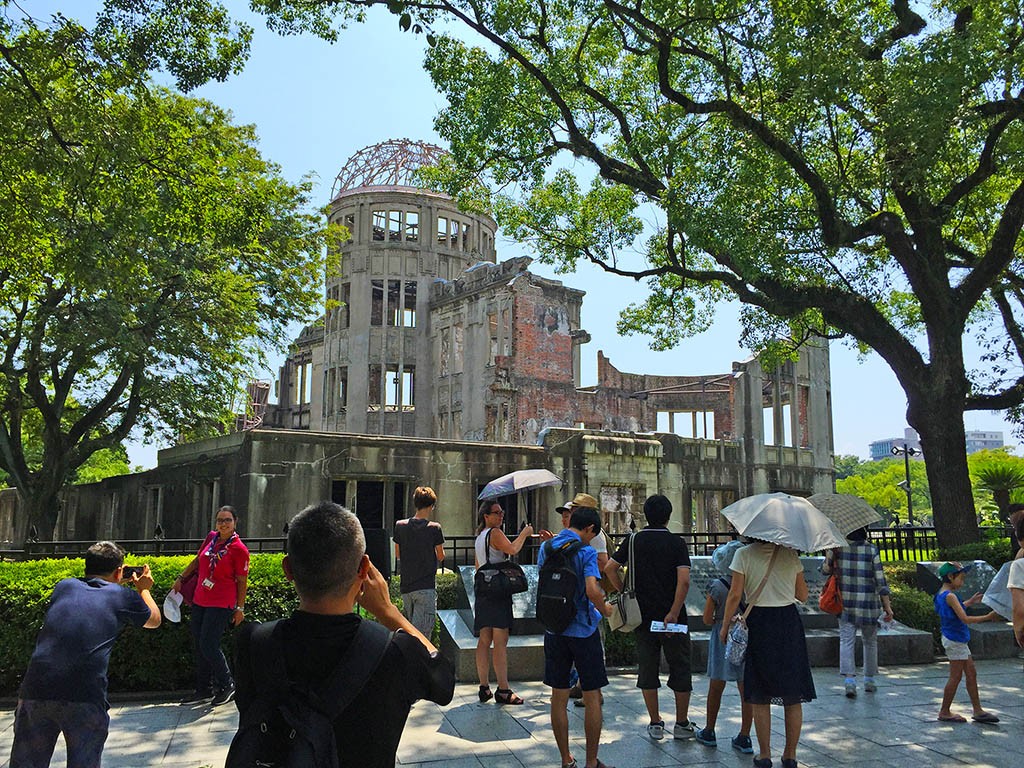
{"left": 478, "top": 684, "right": 493, "bottom": 702}
{"left": 495, "top": 688, "right": 524, "bottom": 705}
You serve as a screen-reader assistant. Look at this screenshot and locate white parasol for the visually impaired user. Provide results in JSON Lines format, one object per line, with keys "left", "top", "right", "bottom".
{"left": 721, "top": 492, "right": 847, "bottom": 552}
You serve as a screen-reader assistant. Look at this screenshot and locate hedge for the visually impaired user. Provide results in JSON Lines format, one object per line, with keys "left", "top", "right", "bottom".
{"left": 936, "top": 538, "right": 1016, "bottom": 568}
{"left": 0, "top": 554, "right": 299, "bottom": 696}
{"left": 0, "top": 558, "right": 467, "bottom": 696}
{"left": 0, "top": 556, "right": 980, "bottom": 694}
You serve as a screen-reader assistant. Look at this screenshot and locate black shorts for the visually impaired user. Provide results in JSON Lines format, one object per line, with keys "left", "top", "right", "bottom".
{"left": 544, "top": 629, "right": 608, "bottom": 691}
{"left": 635, "top": 625, "right": 692, "bottom": 692}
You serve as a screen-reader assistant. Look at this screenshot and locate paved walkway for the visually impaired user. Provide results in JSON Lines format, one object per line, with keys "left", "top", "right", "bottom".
{"left": 1, "top": 658, "right": 1021, "bottom": 767}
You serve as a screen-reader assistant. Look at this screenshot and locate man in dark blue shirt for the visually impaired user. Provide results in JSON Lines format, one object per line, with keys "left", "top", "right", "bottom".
{"left": 537, "top": 507, "right": 614, "bottom": 768}
{"left": 12, "top": 541, "right": 161, "bottom": 768}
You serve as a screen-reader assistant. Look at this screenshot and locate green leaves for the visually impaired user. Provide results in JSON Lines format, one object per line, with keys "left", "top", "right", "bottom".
{"left": 0, "top": 15, "right": 324, "bottom": 534}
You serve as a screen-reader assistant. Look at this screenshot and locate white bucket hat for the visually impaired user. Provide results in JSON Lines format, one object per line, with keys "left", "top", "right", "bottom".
{"left": 162, "top": 589, "right": 184, "bottom": 623}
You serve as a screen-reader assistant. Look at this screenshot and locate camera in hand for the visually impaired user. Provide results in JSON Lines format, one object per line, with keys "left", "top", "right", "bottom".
{"left": 122, "top": 565, "right": 145, "bottom": 578}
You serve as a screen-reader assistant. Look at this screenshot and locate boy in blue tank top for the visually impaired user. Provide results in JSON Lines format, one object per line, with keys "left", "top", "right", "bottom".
{"left": 934, "top": 562, "right": 1000, "bottom": 723}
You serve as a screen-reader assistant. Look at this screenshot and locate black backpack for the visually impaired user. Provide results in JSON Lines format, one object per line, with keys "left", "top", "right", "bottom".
{"left": 536, "top": 539, "right": 586, "bottom": 634}
{"left": 225, "top": 618, "right": 392, "bottom": 768}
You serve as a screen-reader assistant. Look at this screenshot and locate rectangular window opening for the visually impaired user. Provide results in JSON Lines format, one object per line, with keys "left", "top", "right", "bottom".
{"left": 387, "top": 279, "right": 401, "bottom": 326}
{"left": 437, "top": 216, "right": 448, "bottom": 246}
{"left": 340, "top": 283, "right": 350, "bottom": 329}
{"left": 403, "top": 281, "right": 417, "bottom": 327}
{"left": 344, "top": 213, "right": 356, "bottom": 242}
{"left": 388, "top": 210, "right": 402, "bottom": 241}
{"left": 372, "top": 210, "right": 386, "bottom": 241}
{"left": 368, "top": 364, "right": 382, "bottom": 410}
{"left": 371, "top": 279, "right": 383, "bottom": 326}
{"left": 405, "top": 211, "right": 419, "bottom": 242}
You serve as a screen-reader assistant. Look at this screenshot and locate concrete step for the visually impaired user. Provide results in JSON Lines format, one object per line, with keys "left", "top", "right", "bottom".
{"left": 438, "top": 610, "right": 940, "bottom": 682}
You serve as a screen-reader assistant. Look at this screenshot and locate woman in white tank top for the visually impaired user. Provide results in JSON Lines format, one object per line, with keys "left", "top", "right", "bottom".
{"left": 473, "top": 500, "right": 533, "bottom": 705}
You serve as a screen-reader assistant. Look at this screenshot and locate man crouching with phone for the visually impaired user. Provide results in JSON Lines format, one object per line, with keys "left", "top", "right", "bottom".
{"left": 11, "top": 541, "right": 161, "bottom": 768}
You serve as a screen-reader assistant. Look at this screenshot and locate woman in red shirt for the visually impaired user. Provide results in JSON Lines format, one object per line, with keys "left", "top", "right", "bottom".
{"left": 174, "top": 505, "right": 250, "bottom": 706}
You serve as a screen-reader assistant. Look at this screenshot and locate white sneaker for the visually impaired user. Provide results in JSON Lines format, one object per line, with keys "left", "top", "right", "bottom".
{"left": 646, "top": 721, "right": 665, "bottom": 740}
{"left": 673, "top": 720, "right": 698, "bottom": 740}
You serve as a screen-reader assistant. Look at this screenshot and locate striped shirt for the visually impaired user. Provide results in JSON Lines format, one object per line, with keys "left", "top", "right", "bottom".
{"left": 823, "top": 540, "right": 890, "bottom": 626}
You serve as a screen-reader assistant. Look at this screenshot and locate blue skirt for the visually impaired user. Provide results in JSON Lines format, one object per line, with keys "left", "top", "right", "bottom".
{"left": 743, "top": 605, "right": 816, "bottom": 705}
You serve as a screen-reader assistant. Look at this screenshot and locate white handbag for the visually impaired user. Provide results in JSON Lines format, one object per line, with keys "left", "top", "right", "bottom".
{"left": 607, "top": 532, "right": 642, "bottom": 633}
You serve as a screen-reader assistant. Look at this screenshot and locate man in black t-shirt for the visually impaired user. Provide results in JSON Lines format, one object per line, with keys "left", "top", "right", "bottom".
{"left": 234, "top": 501, "right": 455, "bottom": 768}
{"left": 393, "top": 485, "right": 446, "bottom": 638}
{"left": 605, "top": 494, "right": 695, "bottom": 743}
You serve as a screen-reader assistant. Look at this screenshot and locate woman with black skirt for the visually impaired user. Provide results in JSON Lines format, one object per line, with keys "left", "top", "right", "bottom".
{"left": 720, "top": 539, "right": 815, "bottom": 768}
{"left": 473, "top": 500, "right": 533, "bottom": 705}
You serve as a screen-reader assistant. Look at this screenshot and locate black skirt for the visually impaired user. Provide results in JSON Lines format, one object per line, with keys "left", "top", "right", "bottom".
{"left": 473, "top": 592, "right": 513, "bottom": 632}
{"left": 743, "top": 604, "right": 816, "bottom": 706}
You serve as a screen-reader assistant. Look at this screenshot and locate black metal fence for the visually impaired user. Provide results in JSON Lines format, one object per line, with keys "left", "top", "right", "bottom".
{"left": 0, "top": 525, "right": 1005, "bottom": 567}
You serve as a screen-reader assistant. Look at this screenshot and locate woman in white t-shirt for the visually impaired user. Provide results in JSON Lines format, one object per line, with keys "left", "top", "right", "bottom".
{"left": 720, "top": 540, "right": 815, "bottom": 768}
{"left": 1008, "top": 509, "right": 1024, "bottom": 648}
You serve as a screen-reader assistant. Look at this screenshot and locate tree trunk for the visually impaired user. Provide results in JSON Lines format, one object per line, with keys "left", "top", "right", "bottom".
{"left": 993, "top": 489, "right": 1011, "bottom": 525}
{"left": 23, "top": 483, "right": 63, "bottom": 542}
{"left": 909, "top": 396, "right": 980, "bottom": 547}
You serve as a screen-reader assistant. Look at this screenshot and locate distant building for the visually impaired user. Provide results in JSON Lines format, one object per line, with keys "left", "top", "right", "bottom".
{"left": 869, "top": 427, "right": 1004, "bottom": 460}
{"left": 965, "top": 430, "right": 1004, "bottom": 454}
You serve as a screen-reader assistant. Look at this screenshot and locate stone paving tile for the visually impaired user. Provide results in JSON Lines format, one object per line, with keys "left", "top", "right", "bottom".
{"left": 0, "top": 659, "right": 1021, "bottom": 767}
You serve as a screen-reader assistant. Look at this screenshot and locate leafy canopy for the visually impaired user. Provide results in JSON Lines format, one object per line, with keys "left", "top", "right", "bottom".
{"left": 0, "top": 8, "right": 329, "bottom": 531}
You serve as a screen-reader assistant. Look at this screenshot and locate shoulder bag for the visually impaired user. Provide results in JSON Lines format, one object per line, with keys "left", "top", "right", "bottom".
{"left": 607, "top": 532, "right": 643, "bottom": 633}
{"left": 179, "top": 531, "right": 216, "bottom": 606}
{"left": 474, "top": 530, "right": 529, "bottom": 598}
{"left": 818, "top": 549, "right": 844, "bottom": 616}
{"left": 724, "top": 545, "right": 780, "bottom": 665}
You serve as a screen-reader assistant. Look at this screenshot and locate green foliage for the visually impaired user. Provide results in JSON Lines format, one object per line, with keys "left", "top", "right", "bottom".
{"left": 0, "top": 13, "right": 326, "bottom": 534}
{"left": 936, "top": 539, "right": 1016, "bottom": 569}
{"left": 968, "top": 448, "right": 1024, "bottom": 523}
{"left": 253, "top": 0, "right": 1024, "bottom": 545}
{"left": 833, "top": 454, "right": 864, "bottom": 481}
{"left": 888, "top": 582, "right": 942, "bottom": 652}
{"left": 601, "top": 621, "right": 637, "bottom": 667}
{"left": 836, "top": 458, "right": 932, "bottom": 524}
{"left": 0, "top": 553, "right": 298, "bottom": 695}
{"left": 882, "top": 560, "right": 919, "bottom": 589}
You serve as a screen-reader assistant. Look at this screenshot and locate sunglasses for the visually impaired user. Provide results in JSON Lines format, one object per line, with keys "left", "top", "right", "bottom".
{"left": 216, "top": 517, "right": 234, "bottom": 524}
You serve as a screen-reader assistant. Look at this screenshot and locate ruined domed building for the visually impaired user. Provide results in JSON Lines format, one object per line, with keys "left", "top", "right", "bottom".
{"left": 0, "top": 140, "right": 835, "bottom": 551}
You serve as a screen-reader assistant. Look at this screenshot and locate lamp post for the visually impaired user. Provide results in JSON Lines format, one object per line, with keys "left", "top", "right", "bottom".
{"left": 891, "top": 444, "right": 920, "bottom": 525}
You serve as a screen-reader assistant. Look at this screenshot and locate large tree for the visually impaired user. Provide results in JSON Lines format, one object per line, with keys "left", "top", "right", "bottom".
{"left": 259, "top": 0, "right": 1024, "bottom": 545}
{"left": 0, "top": 6, "right": 327, "bottom": 538}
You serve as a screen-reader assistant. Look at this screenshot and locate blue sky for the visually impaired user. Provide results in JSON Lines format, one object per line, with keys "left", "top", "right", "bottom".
{"left": 28, "top": 2, "right": 1018, "bottom": 465}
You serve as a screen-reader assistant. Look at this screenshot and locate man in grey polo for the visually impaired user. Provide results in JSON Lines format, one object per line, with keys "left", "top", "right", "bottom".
{"left": 393, "top": 486, "right": 446, "bottom": 638}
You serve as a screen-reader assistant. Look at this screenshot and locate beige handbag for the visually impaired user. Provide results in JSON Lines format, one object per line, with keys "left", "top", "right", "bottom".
{"left": 607, "top": 533, "right": 642, "bottom": 633}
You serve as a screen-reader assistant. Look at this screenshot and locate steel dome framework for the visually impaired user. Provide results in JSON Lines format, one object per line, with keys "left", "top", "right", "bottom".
{"left": 331, "top": 138, "right": 448, "bottom": 199}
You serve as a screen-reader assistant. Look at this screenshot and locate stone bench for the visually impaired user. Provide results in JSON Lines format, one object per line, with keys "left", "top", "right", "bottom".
{"left": 439, "top": 555, "right": 936, "bottom": 680}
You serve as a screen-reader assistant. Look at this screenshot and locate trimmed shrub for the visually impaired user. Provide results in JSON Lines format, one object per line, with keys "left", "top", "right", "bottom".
{"left": 602, "top": 621, "right": 637, "bottom": 667}
{"left": 888, "top": 582, "right": 942, "bottom": 651}
{"left": 882, "top": 560, "right": 918, "bottom": 588}
{"left": 936, "top": 539, "right": 1015, "bottom": 568}
{"left": 0, "top": 553, "right": 298, "bottom": 696}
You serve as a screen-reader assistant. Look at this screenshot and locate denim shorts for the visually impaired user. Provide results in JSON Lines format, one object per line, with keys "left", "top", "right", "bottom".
{"left": 543, "top": 629, "right": 608, "bottom": 691}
